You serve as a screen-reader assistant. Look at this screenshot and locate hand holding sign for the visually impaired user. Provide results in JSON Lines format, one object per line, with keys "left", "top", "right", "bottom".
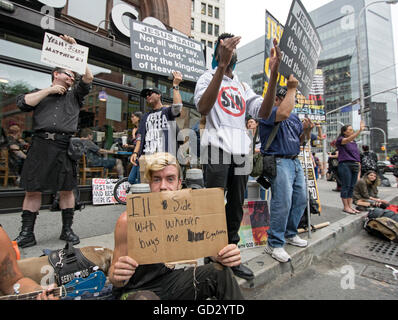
{"left": 59, "top": 34, "right": 77, "bottom": 45}
{"left": 287, "top": 74, "right": 299, "bottom": 90}
{"left": 112, "top": 255, "right": 139, "bottom": 285}
{"left": 269, "top": 38, "right": 282, "bottom": 76}
{"left": 172, "top": 71, "right": 183, "bottom": 86}
{"left": 214, "top": 244, "right": 241, "bottom": 267}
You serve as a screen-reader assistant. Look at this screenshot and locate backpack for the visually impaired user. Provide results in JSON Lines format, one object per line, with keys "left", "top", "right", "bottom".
{"left": 364, "top": 217, "right": 398, "bottom": 242}
{"left": 298, "top": 198, "right": 320, "bottom": 230}
{"left": 361, "top": 152, "right": 377, "bottom": 172}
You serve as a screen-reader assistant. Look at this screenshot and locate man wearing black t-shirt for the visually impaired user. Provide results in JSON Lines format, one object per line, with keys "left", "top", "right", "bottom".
{"left": 130, "top": 71, "right": 183, "bottom": 166}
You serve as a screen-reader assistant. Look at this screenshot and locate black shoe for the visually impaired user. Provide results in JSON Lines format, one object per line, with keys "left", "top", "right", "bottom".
{"left": 60, "top": 209, "right": 80, "bottom": 245}
{"left": 14, "top": 210, "right": 38, "bottom": 248}
{"left": 59, "top": 228, "right": 80, "bottom": 245}
{"left": 14, "top": 231, "right": 37, "bottom": 248}
{"left": 231, "top": 264, "right": 254, "bottom": 281}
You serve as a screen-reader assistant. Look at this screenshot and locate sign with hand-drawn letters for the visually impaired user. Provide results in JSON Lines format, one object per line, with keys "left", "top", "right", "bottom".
{"left": 129, "top": 19, "right": 206, "bottom": 82}
{"left": 41, "top": 33, "right": 89, "bottom": 74}
{"left": 126, "top": 188, "right": 228, "bottom": 265}
{"left": 278, "top": 0, "right": 322, "bottom": 97}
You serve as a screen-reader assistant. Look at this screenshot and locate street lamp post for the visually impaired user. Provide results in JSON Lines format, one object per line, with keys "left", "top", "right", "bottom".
{"left": 356, "top": 0, "right": 398, "bottom": 142}
{"left": 370, "top": 127, "right": 388, "bottom": 160}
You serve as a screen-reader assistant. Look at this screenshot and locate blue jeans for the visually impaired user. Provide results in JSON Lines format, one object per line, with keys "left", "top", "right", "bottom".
{"left": 337, "top": 161, "right": 359, "bottom": 199}
{"left": 267, "top": 158, "right": 308, "bottom": 248}
{"left": 128, "top": 165, "right": 140, "bottom": 184}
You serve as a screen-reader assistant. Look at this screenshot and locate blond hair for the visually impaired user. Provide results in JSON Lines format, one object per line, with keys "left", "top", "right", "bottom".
{"left": 144, "top": 152, "right": 181, "bottom": 182}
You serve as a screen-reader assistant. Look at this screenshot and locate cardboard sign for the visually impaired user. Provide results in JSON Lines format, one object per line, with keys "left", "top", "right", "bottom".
{"left": 41, "top": 32, "right": 89, "bottom": 74}
{"left": 92, "top": 178, "right": 119, "bottom": 205}
{"left": 278, "top": 0, "right": 322, "bottom": 97}
{"left": 238, "top": 200, "right": 270, "bottom": 250}
{"left": 126, "top": 188, "right": 228, "bottom": 265}
{"left": 129, "top": 20, "right": 206, "bottom": 82}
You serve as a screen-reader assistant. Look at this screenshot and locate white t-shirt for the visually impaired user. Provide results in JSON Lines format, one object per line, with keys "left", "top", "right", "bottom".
{"left": 194, "top": 68, "right": 263, "bottom": 155}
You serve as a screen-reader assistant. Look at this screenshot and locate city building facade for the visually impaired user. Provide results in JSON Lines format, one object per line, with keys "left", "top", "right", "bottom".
{"left": 310, "top": 0, "right": 397, "bottom": 153}
{"left": 235, "top": 0, "right": 397, "bottom": 155}
{"left": 190, "top": 0, "right": 225, "bottom": 68}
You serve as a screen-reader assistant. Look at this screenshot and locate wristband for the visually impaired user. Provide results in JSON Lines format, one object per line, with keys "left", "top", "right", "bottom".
{"left": 173, "top": 85, "right": 179, "bottom": 90}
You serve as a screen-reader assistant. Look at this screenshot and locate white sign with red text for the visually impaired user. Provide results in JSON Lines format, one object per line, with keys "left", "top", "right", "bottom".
{"left": 92, "top": 178, "right": 119, "bottom": 205}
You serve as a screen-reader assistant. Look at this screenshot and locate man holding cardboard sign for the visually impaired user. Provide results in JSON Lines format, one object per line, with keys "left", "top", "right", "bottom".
{"left": 15, "top": 34, "right": 93, "bottom": 248}
{"left": 109, "top": 152, "right": 243, "bottom": 300}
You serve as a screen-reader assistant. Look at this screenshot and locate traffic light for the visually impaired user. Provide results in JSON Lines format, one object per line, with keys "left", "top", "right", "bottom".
{"left": 381, "top": 145, "right": 386, "bottom": 151}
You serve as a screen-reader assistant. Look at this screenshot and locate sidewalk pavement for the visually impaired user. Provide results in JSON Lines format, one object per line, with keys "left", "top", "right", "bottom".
{"left": 2, "top": 178, "right": 397, "bottom": 297}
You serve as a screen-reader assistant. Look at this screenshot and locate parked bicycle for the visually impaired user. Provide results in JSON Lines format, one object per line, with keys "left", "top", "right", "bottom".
{"left": 113, "top": 177, "right": 131, "bottom": 205}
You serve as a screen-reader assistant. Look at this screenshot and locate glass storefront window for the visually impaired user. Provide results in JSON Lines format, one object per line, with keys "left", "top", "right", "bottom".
{"left": 0, "top": 32, "right": 198, "bottom": 190}
{"left": 67, "top": 0, "right": 107, "bottom": 27}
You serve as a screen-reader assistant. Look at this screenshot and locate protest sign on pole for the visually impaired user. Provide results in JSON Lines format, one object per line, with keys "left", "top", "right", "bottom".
{"left": 263, "top": 11, "right": 286, "bottom": 96}
{"left": 41, "top": 33, "right": 89, "bottom": 74}
{"left": 299, "top": 146, "right": 322, "bottom": 214}
{"left": 129, "top": 19, "right": 206, "bottom": 82}
{"left": 278, "top": 0, "right": 322, "bottom": 98}
{"left": 263, "top": 11, "right": 325, "bottom": 122}
{"left": 126, "top": 188, "right": 228, "bottom": 265}
{"left": 294, "top": 69, "right": 326, "bottom": 123}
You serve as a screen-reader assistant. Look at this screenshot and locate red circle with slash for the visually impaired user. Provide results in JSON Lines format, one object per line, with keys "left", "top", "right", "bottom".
{"left": 217, "top": 86, "right": 246, "bottom": 117}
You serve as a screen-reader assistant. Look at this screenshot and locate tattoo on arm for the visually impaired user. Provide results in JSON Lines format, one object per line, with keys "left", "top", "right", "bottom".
{"left": 0, "top": 254, "right": 17, "bottom": 280}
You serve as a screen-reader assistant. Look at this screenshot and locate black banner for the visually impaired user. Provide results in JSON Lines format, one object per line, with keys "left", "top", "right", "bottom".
{"left": 278, "top": 0, "right": 322, "bottom": 97}
{"left": 129, "top": 19, "right": 206, "bottom": 82}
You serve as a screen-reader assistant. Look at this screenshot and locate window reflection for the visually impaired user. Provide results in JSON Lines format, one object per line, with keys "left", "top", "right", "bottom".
{"left": 0, "top": 34, "right": 198, "bottom": 190}
{"left": 67, "top": 0, "right": 107, "bottom": 27}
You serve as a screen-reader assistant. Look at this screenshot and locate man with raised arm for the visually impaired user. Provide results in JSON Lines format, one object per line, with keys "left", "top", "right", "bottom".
{"left": 194, "top": 33, "right": 281, "bottom": 280}
{"left": 14, "top": 35, "right": 93, "bottom": 248}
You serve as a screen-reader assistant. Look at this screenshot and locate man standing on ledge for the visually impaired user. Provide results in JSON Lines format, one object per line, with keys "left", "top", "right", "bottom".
{"left": 259, "top": 77, "right": 313, "bottom": 263}
{"left": 194, "top": 33, "right": 281, "bottom": 280}
{"left": 14, "top": 35, "right": 93, "bottom": 248}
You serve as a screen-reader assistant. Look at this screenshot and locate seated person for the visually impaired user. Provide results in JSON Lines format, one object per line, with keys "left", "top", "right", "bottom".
{"left": 0, "top": 225, "right": 57, "bottom": 299}
{"left": 108, "top": 152, "right": 244, "bottom": 300}
{"left": 80, "top": 128, "right": 124, "bottom": 179}
{"left": 7, "top": 122, "right": 29, "bottom": 175}
{"left": 353, "top": 170, "right": 390, "bottom": 211}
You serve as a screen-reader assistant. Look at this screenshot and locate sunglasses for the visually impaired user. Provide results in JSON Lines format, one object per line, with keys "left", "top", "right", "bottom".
{"left": 60, "top": 71, "right": 75, "bottom": 80}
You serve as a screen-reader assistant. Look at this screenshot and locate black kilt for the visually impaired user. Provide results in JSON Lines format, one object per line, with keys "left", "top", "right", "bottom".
{"left": 20, "top": 135, "right": 77, "bottom": 192}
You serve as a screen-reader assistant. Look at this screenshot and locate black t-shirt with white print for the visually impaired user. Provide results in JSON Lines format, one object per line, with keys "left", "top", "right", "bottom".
{"left": 137, "top": 106, "right": 179, "bottom": 156}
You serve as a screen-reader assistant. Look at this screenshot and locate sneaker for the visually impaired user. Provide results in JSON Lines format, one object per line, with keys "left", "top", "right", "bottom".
{"left": 286, "top": 235, "right": 308, "bottom": 247}
{"left": 264, "top": 244, "right": 291, "bottom": 263}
